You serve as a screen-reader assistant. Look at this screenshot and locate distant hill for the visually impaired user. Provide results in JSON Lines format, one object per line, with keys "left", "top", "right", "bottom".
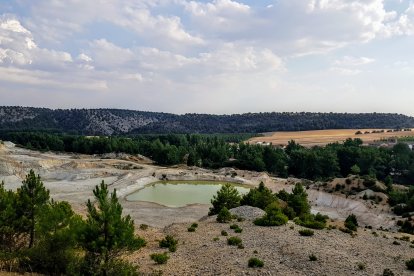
{"left": 1, "top": 106, "right": 414, "bottom": 135}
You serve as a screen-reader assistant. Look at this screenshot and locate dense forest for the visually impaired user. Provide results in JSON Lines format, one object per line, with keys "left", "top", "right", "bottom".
{"left": 1, "top": 106, "right": 414, "bottom": 135}
{"left": 2, "top": 132, "right": 413, "bottom": 185}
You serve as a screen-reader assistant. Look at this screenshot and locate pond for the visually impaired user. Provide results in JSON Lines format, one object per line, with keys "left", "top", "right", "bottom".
{"left": 125, "top": 181, "right": 250, "bottom": 207}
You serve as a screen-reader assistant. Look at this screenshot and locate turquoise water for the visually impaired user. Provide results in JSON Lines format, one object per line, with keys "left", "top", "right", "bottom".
{"left": 126, "top": 181, "right": 250, "bottom": 207}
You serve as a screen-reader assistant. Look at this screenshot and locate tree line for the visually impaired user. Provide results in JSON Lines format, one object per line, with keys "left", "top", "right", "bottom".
{"left": 1, "top": 132, "right": 413, "bottom": 184}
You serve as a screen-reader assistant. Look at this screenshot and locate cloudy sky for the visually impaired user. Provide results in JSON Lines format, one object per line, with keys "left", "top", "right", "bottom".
{"left": 1, "top": 0, "right": 414, "bottom": 115}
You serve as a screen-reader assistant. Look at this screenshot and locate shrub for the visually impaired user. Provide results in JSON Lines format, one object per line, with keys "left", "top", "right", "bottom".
{"left": 295, "top": 213, "right": 328, "bottom": 229}
{"left": 221, "top": 230, "right": 228, "bottom": 236}
{"left": 139, "top": 224, "right": 149, "bottom": 230}
{"left": 357, "top": 263, "right": 365, "bottom": 270}
{"left": 248, "top": 257, "right": 264, "bottom": 268}
{"left": 392, "top": 241, "right": 400, "bottom": 245}
{"left": 159, "top": 235, "right": 178, "bottom": 252}
{"left": 217, "top": 207, "right": 232, "bottom": 223}
{"left": 339, "top": 227, "right": 353, "bottom": 234}
{"left": 227, "top": 237, "right": 242, "bottom": 246}
{"left": 187, "top": 227, "right": 196, "bottom": 232}
{"left": 345, "top": 214, "right": 358, "bottom": 231}
{"left": 309, "top": 254, "right": 317, "bottom": 261}
{"left": 400, "top": 236, "right": 410, "bottom": 242}
{"left": 299, "top": 229, "right": 314, "bottom": 236}
{"left": 254, "top": 202, "right": 288, "bottom": 227}
{"left": 191, "top": 223, "right": 198, "bottom": 228}
{"left": 230, "top": 224, "right": 239, "bottom": 229}
{"left": 383, "top": 268, "right": 394, "bottom": 276}
{"left": 150, "top": 253, "right": 169, "bottom": 265}
{"left": 213, "top": 237, "right": 219, "bottom": 241}
{"left": 235, "top": 228, "right": 243, "bottom": 233}
{"left": 406, "top": 258, "right": 414, "bottom": 270}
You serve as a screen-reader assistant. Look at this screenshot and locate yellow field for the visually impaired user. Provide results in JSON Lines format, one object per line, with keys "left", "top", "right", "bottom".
{"left": 248, "top": 129, "right": 414, "bottom": 147}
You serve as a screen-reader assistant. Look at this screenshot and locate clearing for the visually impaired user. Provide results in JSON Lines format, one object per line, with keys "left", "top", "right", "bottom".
{"left": 248, "top": 128, "right": 414, "bottom": 147}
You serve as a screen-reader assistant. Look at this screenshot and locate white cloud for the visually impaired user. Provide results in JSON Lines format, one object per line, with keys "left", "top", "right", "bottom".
{"left": 0, "top": 16, "right": 73, "bottom": 68}
{"left": 334, "top": 56, "right": 375, "bottom": 66}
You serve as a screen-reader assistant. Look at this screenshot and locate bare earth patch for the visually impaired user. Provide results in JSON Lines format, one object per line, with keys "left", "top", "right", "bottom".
{"left": 248, "top": 129, "right": 414, "bottom": 147}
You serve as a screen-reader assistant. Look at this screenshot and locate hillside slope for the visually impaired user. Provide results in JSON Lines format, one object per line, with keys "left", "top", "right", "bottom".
{"left": 1, "top": 106, "right": 414, "bottom": 135}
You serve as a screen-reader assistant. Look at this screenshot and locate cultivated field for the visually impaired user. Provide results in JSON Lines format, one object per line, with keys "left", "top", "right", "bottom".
{"left": 248, "top": 129, "right": 414, "bottom": 147}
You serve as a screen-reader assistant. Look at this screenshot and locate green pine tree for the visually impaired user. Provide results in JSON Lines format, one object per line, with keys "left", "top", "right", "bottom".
{"left": 80, "top": 181, "right": 146, "bottom": 275}
{"left": 17, "top": 170, "right": 50, "bottom": 248}
{"left": 209, "top": 184, "right": 241, "bottom": 215}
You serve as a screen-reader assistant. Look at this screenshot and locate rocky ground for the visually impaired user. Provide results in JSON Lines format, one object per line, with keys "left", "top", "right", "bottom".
{"left": 133, "top": 212, "right": 414, "bottom": 276}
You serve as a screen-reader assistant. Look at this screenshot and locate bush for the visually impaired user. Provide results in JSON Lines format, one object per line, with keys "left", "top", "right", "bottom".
{"left": 299, "top": 229, "right": 314, "bottom": 236}
{"left": 217, "top": 207, "right": 232, "bottom": 223}
{"left": 254, "top": 202, "right": 288, "bottom": 227}
{"left": 357, "top": 262, "right": 365, "bottom": 270}
{"left": 406, "top": 258, "right": 414, "bottom": 270}
{"left": 191, "top": 223, "right": 198, "bottom": 228}
{"left": 235, "top": 228, "right": 243, "bottom": 233}
{"left": 230, "top": 224, "right": 239, "bottom": 229}
{"left": 221, "top": 230, "right": 228, "bottom": 236}
{"left": 227, "top": 236, "right": 242, "bottom": 246}
{"left": 295, "top": 213, "right": 328, "bottom": 229}
{"left": 150, "top": 253, "right": 169, "bottom": 264}
{"left": 159, "top": 235, "right": 178, "bottom": 252}
{"left": 383, "top": 268, "right": 394, "bottom": 276}
{"left": 248, "top": 257, "right": 264, "bottom": 268}
{"left": 187, "top": 227, "right": 196, "bottom": 232}
{"left": 392, "top": 240, "right": 400, "bottom": 245}
{"left": 105, "top": 259, "right": 139, "bottom": 276}
{"left": 309, "top": 254, "right": 317, "bottom": 261}
{"left": 345, "top": 214, "right": 358, "bottom": 231}
{"left": 139, "top": 224, "right": 149, "bottom": 230}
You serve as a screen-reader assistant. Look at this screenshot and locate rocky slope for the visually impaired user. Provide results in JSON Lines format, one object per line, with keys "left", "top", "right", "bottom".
{"left": 1, "top": 106, "right": 414, "bottom": 135}
{"left": 133, "top": 215, "right": 414, "bottom": 276}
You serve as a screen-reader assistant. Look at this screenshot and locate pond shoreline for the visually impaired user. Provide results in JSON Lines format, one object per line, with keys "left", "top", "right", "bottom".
{"left": 125, "top": 180, "right": 251, "bottom": 208}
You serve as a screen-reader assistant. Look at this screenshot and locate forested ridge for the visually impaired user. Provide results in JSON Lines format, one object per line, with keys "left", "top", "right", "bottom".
{"left": 1, "top": 106, "right": 414, "bottom": 135}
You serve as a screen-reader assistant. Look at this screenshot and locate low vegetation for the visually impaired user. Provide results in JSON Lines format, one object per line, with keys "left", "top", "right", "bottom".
{"left": 227, "top": 237, "right": 242, "bottom": 246}
{"left": 309, "top": 254, "right": 318, "bottom": 261}
{"left": 406, "top": 258, "right": 414, "bottom": 270}
{"left": 345, "top": 214, "right": 358, "bottom": 232}
{"left": 248, "top": 257, "right": 264, "bottom": 268}
{"left": 150, "top": 253, "right": 169, "bottom": 265}
{"left": 299, "top": 229, "right": 315, "bottom": 236}
{"left": 159, "top": 235, "right": 178, "bottom": 252}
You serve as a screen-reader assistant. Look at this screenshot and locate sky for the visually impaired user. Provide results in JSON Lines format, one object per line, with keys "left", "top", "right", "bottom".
{"left": 1, "top": 0, "right": 414, "bottom": 115}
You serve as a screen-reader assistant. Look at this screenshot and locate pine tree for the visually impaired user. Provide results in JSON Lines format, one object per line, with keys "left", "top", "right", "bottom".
{"left": 209, "top": 184, "right": 241, "bottom": 215}
{"left": 17, "top": 170, "right": 50, "bottom": 248}
{"left": 80, "top": 181, "right": 146, "bottom": 275}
